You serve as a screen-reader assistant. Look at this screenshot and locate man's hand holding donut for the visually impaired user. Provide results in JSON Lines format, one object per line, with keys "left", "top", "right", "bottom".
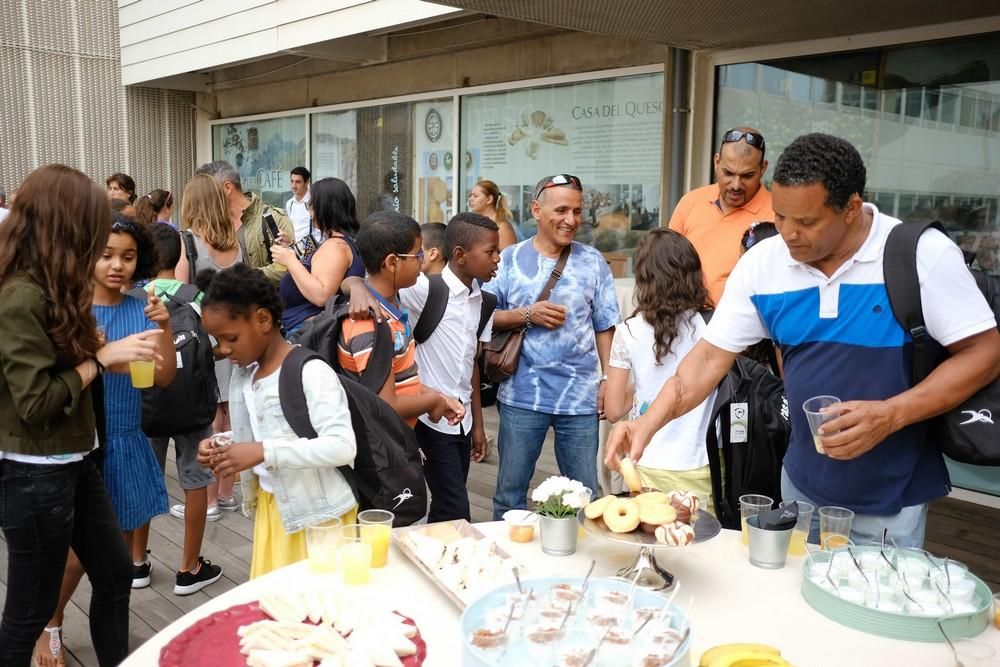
{"left": 604, "top": 416, "right": 656, "bottom": 471}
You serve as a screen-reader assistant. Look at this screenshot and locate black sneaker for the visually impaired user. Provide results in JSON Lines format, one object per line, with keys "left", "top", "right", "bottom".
{"left": 174, "top": 557, "right": 223, "bottom": 596}
{"left": 132, "top": 555, "right": 152, "bottom": 590}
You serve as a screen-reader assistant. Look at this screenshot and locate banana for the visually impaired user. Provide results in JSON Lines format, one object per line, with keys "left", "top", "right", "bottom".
{"left": 699, "top": 644, "right": 783, "bottom": 667}
{"left": 708, "top": 651, "right": 790, "bottom": 667}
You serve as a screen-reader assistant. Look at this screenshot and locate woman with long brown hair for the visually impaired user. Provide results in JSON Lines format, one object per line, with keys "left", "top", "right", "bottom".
{"left": 602, "top": 228, "right": 718, "bottom": 512}
{"left": 467, "top": 179, "right": 518, "bottom": 249}
{"left": 135, "top": 188, "right": 175, "bottom": 228}
{"left": 0, "top": 165, "right": 161, "bottom": 666}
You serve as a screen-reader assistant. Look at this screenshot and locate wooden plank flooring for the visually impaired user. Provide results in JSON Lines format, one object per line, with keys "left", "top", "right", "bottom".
{"left": 0, "top": 408, "right": 996, "bottom": 666}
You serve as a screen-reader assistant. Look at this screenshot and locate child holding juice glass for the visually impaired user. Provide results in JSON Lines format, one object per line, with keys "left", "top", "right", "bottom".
{"left": 195, "top": 264, "right": 358, "bottom": 578}
{"left": 603, "top": 230, "right": 717, "bottom": 512}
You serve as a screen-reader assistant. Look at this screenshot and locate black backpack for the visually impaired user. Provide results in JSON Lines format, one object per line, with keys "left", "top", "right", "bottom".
{"left": 130, "top": 285, "right": 219, "bottom": 438}
{"left": 278, "top": 345, "right": 427, "bottom": 526}
{"left": 883, "top": 220, "right": 1000, "bottom": 466}
{"left": 705, "top": 355, "right": 791, "bottom": 530}
{"left": 292, "top": 299, "right": 394, "bottom": 394}
{"left": 411, "top": 274, "right": 499, "bottom": 407}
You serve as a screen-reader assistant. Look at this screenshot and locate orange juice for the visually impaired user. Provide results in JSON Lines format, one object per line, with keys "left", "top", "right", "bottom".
{"left": 741, "top": 517, "right": 749, "bottom": 547}
{"left": 787, "top": 529, "right": 808, "bottom": 556}
{"left": 994, "top": 604, "right": 999, "bottom": 629}
{"left": 821, "top": 531, "right": 849, "bottom": 549}
{"left": 813, "top": 435, "right": 826, "bottom": 454}
{"left": 340, "top": 542, "right": 371, "bottom": 585}
{"left": 361, "top": 524, "right": 391, "bottom": 568}
{"left": 129, "top": 359, "right": 155, "bottom": 389}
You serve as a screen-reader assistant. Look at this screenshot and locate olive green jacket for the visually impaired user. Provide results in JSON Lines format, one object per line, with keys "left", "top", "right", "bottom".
{"left": 241, "top": 191, "right": 295, "bottom": 284}
{"left": 0, "top": 276, "right": 96, "bottom": 456}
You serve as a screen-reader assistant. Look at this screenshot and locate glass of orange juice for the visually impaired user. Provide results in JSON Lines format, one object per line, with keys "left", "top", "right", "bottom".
{"left": 305, "top": 518, "right": 342, "bottom": 573}
{"left": 739, "top": 494, "right": 773, "bottom": 548}
{"left": 358, "top": 509, "right": 393, "bottom": 568}
{"left": 338, "top": 524, "right": 372, "bottom": 585}
{"left": 779, "top": 500, "right": 814, "bottom": 556}
{"left": 129, "top": 359, "right": 155, "bottom": 388}
{"left": 818, "top": 506, "right": 854, "bottom": 549}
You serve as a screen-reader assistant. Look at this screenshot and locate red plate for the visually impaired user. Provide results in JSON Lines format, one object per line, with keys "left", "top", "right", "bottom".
{"left": 159, "top": 601, "right": 427, "bottom": 666}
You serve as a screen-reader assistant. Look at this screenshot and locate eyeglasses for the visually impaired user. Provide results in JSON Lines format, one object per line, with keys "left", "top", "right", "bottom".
{"left": 741, "top": 220, "right": 778, "bottom": 250}
{"left": 533, "top": 174, "right": 583, "bottom": 201}
{"left": 722, "top": 129, "right": 766, "bottom": 154}
{"left": 396, "top": 250, "right": 425, "bottom": 262}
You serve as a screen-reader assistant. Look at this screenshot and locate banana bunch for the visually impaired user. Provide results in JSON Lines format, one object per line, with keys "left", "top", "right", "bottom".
{"left": 699, "top": 643, "right": 791, "bottom": 667}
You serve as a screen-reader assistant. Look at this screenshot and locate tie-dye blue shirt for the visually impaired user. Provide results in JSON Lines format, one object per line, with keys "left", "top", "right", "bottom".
{"left": 484, "top": 239, "right": 621, "bottom": 415}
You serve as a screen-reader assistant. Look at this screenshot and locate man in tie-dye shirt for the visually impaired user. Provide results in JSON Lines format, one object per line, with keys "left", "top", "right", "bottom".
{"left": 484, "top": 174, "right": 620, "bottom": 520}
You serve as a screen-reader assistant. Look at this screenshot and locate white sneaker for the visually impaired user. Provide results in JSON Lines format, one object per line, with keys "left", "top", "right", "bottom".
{"left": 216, "top": 495, "right": 240, "bottom": 511}
{"left": 170, "top": 503, "right": 221, "bottom": 521}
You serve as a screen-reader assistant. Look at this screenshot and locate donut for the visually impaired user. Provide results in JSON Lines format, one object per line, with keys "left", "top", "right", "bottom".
{"left": 618, "top": 457, "right": 643, "bottom": 494}
{"left": 655, "top": 521, "right": 696, "bottom": 546}
{"left": 668, "top": 490, "right": 701, "bottom": 515}
{"left": 634, "top": 491, "right": 670, "bottom": 506}
{"left": 603, "top": 498, "right": 641, "bottom": 533}
{"left": 584, "top": 494, "right": 617, "bottom": 520}
{"left": 638, "top": 502, "right": 677, "bottom": 526}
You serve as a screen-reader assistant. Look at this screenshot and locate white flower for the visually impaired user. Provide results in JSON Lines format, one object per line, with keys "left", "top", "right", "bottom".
{"left": 531, "top": 476, "right": 588, "bottom": 512}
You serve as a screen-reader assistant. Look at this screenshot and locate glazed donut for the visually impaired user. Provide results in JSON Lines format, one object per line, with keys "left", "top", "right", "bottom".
{"left": 584, "top": 494, "right": 617, "bottom": 520}
{"left": 634, "top": 491, "right": 670, "bottom": 506}
{"left": 667, "top": 490, "right": 701, "bottom": 514}
{"left": 655, "top": 521, "right": 696, "bottom": 546}
{"left": 638, "top": 502, "right": 677, "bottom": 526}
{"left": 603, "top": 498, "right": 641, "bottom": 533}
{"left": 618, "top": 457, "right": 643, "bottom": 494}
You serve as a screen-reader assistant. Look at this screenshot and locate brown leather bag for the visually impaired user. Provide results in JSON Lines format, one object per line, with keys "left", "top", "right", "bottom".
{"left": 482, "top": 245, "right": 571, "bottom": 383}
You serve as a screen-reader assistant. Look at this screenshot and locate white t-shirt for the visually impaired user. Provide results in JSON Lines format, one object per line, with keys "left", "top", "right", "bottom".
{"left": 285, "top": 193, "right": 314, "bottom": 244}
{"left": 609, "top": 312, "right": 715, "bottom": 471}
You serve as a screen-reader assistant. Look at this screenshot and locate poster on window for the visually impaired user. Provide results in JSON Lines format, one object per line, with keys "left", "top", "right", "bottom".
{"left": 311, "top": 110, "right": 358, "bottom": 193}
{"left": 212, "top": 116, "right": 307, "bottom": 208}
{"left": 413, "top": 100, "right": 454, "bottom": 224}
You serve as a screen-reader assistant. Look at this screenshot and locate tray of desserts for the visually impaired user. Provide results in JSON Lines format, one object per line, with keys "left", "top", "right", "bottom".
{"left": 578, "top": 489, "right": 721, "bottom": 548}
{"left": 159, "top": 588, "right": 427, "bottom": 666}
{"left": 392, "top": 520, "right": 521, "bottom": 609}
{"left": 461, "top": 575, "right": 691, "bottom": 667}
{"left": 801, "top": 545, "right": 992, "bottom": 642}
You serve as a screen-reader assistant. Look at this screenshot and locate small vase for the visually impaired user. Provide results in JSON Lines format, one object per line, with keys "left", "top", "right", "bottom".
{"left": 538, "top": 514, "right": 579, "bottom": 556}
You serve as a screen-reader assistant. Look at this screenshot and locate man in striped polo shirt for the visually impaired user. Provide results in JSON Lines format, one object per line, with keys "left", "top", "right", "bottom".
{"left": 606, "top": 133, "right": 1000, "bottom": 548}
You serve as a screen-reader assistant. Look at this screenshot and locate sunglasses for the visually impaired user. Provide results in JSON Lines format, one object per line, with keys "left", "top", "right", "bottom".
{"left": 112, "top": 220, "right": 140, "bottom": 233}
{"left": 533, "top": 174, "right": 583, "bottom": 201}
{"left": 396, "top": 250, "right": 425, "bottom": 262}
{"left": 741, "top": 220, "right": 778, "bottom": 250}
{"left": 722, "top": 129, "right": 766, "bottom": 154}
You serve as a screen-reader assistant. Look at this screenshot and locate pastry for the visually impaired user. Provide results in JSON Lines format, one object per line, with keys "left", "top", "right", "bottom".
{"left": 634, "top": 491, "right": 670, "bottom": 506}
{"left": 603, "top": 498, "right": 641, "bottom": 533}
{"left": 618, "top": 457, "right": 643, "bottom": 493}
{"left": 667, "top": 490, "right": 700, "bottom": 515}
{"left": 655, "top": 521, "right": 695, "bottom": 546}
{"left": 584, "top": 494, "right": 617, "bottom": 519}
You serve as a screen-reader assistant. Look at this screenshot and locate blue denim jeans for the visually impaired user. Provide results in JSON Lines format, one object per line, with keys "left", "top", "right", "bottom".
{"left": 780, "top": 467, "right": 929, "bottom": 548}
{"left": 493, "top": 402, "right": 599, "bottom": 520}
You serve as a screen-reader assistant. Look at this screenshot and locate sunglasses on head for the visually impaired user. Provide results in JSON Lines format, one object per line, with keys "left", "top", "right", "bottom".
{"left": 722, "top": 129, "right": 766, "bottom": 154}
{"left": 533, "top": 174, "right": 583, "bottom": 201}
{"left": 741, "top": 220, "right": 778, "bottom": 250}
{"left": 112, "top": 220, "right": 139, "bottom": 233}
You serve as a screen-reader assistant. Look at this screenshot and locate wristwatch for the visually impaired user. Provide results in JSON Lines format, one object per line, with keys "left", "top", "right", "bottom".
{"left": 598, "top": 374, "right": 608, "bottom": 384}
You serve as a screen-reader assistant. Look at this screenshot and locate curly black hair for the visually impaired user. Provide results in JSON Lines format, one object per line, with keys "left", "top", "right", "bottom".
{"left": 196, "top": 263, "right": 284, "bottom": 326}
{"left": 444, "top": 212, "right": 498, "bottom": 259}
{"left": 110, "top": 216, "right": 158, "bottom": 281}
{"left": 772, "top": 133, "right": 866, "bottom": 211}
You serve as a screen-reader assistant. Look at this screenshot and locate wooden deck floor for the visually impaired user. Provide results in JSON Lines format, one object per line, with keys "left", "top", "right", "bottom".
{"left": 1, "top": 409, "right": 996, "bottom": 665}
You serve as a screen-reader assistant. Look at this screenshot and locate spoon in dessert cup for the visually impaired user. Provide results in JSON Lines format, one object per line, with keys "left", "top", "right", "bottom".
{"left": 512, "top": 566, "right": 523, "bottom": 596}
{"left": 937, "top": 619, "right": 965, "bottom": 667}
{"left": 501, "top": 600, "right": 518, "bottom": 637}
{"left": 655, "top": 581, "right": 682, "bottom": 624}
{"left": 558, "top": 602, "right": 577, "bottom": 632}
{"left": 944, "top": 557, "right": 952, "bottom": 593}
{"left": 846, "top": 547, "right": 870, "bottom": 586}
{"left": 898, "top": 572, "right": 925, "bottom": 612}
{"left": 581, "top": 626, "right": 613, "bottom": 667}
{"left": 825, "top": 552, "right": 842, "bottom": 595}
{"left": 625, "top": 569, "right": 643, "bottom": 608}
{"left": 580, "top": 560, "right": 597, "bottom": 596}
{"left": 935, "top": 581, "right": 955, "bottom": 614}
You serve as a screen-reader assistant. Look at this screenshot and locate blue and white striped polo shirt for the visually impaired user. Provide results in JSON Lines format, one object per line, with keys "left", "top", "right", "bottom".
{"left": 704, "top": 204, "right": 995, "bottom": 515}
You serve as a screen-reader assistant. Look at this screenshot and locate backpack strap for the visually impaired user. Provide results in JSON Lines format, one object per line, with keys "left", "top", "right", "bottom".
{"left": 479, "top": 291, "right": 498, "bottom": 339}
{"left": 326, "top": 302, "right": 394, "bottom": 395}
{"left": 883, "top": 220, "right": 945, "bottom": 383}
{"left": 536, "top": 244, "right": 571, "bottom": 303}
{"left": 181, "top": 230, "right": 199, "bottom": 284}
{"left": 412, "top": 274, "right": 449, "bottom": 344}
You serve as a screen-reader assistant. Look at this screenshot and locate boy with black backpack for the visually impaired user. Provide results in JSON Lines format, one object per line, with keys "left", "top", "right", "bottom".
{"left": 133, "top": 224, "right": 223, "bottom": 595}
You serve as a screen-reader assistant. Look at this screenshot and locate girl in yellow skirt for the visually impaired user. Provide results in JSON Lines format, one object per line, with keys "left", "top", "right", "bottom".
{"left": 196, "top": 263, "right": 358, "bottom": 578}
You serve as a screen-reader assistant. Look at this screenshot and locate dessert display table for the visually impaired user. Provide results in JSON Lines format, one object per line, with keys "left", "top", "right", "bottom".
{"left": 124, "top": 522, "right": 1000, "bottom": 666}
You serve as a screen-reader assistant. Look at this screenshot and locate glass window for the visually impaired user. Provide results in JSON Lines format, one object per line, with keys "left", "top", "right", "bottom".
{"left": 460, "top": 72, "right": 664, "bottom": 277}
{"left": 212, "top": 116, "right": 306, "bottom": 208}
{"left": 715, "top": 34, "right": 1000, "bottom": 275}
{"left": 719, "top": 63, "right": 756, "bottom": 91}
{"left": 788, "top": 72, "right": 811, "bottom": 101}
{"left": 760, "top": 65, "right": 786, "bottom": 97}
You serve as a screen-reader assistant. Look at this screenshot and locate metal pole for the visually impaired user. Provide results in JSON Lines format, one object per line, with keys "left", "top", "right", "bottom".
{"left": 668, "top": 47, "right": 691, "bottom": 213}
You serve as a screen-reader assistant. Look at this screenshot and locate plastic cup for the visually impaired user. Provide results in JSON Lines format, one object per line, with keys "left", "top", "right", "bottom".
{"left": 129, "top": 359, "right": 155, "bottom": 388}
{"left": 779, "top": 500, "right": 814, "bottom": 556}
{"left": 993, "top": 592, "right": 1000, "bottom": 629}
{"left": 954, "top": 639, "right": 996, "bottom": 667}
{"left": 358, "top": 509, "right": 393, "bottom": 568}
{"left": 305, "top": 518, "right": 342, "bottom": 573}
{"left": 503, "top": 509, "right": 538, "bottom": 543}
{"left": 739, "top": 494, "right": 773, "bottom": 547}
{"left": 338, "top": 524, "right": 372, "bottom": 585}
{"left": 802, "top": 395, "right": 841, "bottom": 454}
{"left": 819, "top": 506, "right": 854, "bottom": 549}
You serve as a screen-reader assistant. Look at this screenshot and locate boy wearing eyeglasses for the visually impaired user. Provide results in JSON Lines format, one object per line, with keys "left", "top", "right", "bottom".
{"left": 669, "top": 127, "right": 775, "bottom": 307}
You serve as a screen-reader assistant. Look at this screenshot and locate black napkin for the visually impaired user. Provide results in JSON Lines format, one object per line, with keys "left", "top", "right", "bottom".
{"left": 756, "top": 503, "right": 798, "bottom": 531}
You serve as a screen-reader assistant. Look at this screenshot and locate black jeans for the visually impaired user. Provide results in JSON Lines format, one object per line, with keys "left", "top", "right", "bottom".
{"left": 0, "top": 456, "right": 131, "bottom": 667}
{"left": 415, "top": 421, "right": 472, "bottom": 523}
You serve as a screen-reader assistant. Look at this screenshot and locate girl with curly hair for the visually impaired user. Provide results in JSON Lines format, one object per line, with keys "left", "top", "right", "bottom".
{"left": 0, "top": 165, "right": 163, "bottom": 666}
{"left": 603, "top": 228, "right": 717, "bottom": 511}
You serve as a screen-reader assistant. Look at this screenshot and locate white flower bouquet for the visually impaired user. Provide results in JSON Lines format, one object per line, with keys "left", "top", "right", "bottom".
{"left": 530, "top": 476, "right": 590, "bottom": 519}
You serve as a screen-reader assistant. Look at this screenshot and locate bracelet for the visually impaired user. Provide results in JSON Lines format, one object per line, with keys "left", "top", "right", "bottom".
{"left": 598, "top": 374, "right": 608, "bottom": 384}
{"left": 94, "top": 357, "right": 106, "bottom": 375}
{"left": 524, "top": 305, "right": 534, "bottom": 329}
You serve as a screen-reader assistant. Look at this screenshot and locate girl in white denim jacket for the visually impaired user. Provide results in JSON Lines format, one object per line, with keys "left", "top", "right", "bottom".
{"left": 195, "top": 264, "right": 357, "bottom": 578}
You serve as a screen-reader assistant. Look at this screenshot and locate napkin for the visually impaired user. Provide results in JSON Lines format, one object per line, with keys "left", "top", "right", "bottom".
{"left": 756, "top": 503, "right": 798, "bottom": 531}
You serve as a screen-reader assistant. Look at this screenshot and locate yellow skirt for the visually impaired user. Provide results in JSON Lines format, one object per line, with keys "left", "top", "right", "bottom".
{"left": 636, "top": 464, "right": 715, "bottom": 516}
{"left": 250, "top": 490, "right": 358, "bottom": 579}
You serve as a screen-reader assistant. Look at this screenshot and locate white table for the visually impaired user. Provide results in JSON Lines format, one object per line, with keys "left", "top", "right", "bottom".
{"left": 125, "top": 522, "right": 1000, "bottom": 667}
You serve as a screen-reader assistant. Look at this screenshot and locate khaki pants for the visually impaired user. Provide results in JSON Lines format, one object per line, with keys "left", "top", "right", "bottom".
{"left": 636, "top": 464, "right": 714, "bottom": 516}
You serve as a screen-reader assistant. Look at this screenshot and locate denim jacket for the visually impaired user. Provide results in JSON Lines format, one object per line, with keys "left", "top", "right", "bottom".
{"left": 230, "top": 359, "right": 357, "bottom": 533}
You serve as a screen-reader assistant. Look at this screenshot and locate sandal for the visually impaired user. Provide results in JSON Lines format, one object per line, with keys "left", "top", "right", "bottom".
{"left": 33, "top": 626, "right": 66, "bottom": 667}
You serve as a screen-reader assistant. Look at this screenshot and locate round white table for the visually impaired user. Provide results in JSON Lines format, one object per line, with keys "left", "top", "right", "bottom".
{"left": 125, "top": 522, "right": 999, "bottom": 666}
